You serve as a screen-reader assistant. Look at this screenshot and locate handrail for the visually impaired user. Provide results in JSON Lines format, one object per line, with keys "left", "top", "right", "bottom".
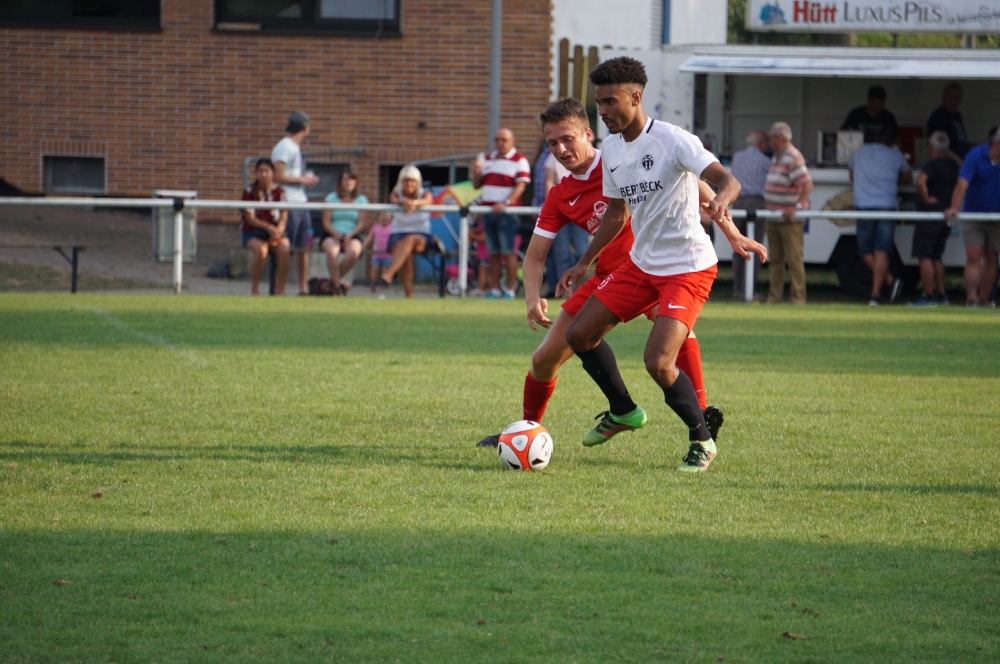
{"left": 3, "top": 197, "right": 998, "bottom": 221}
{"left": 4, "top": 196, "right": 998, "bottom": 298}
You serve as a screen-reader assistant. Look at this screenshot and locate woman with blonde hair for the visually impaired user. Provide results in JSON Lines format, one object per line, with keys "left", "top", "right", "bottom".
{"left": 379, "top": 165, "right": 434, "bottom": 297}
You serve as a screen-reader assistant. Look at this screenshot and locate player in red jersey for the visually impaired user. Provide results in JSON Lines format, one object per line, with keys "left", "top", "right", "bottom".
{"left": 476, "top": 98, "right": 723, "bottom": 448}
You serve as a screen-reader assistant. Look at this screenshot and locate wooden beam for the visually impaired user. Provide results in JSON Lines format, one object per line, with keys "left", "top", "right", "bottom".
{"left": 558, "top": 38, "right": 570, "bottom": 99}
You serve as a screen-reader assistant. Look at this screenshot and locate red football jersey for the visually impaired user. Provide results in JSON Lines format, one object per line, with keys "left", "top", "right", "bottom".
{"left": 533, "top": 152, "right": 632, "bottom": 278}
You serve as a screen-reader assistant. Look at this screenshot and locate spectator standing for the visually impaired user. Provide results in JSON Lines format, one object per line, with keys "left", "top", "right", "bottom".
{"left": 910, "top": 132, "right": 959, "bottom": 307}
{"left": 944, "top": 127, "right": 1000, "bottom": 307}
{"left": 926, "top": 82, "right": 970, "bottom": 159}
{"left": 729, "top": 129, "right": 771, "bottom": 300}
{"left": 842, "top": 86, "right": 898, "bottom": 144}
{"left": 241, "top": 159, "right": 290, "bottom": 296}
{"left": 318, "top": 170, "right": 369, "bottom": 295}
{"left": 271, "top": 111, "right": 319, "bottom": 295}
{"left": 379, "top": 165, "right": 434, "bottom": 298}
{"left": 472, "top": 128, "right": 531, "bottom": 299}
{"left": 764, "top": 122, "right": 813, "bottom": 304}
{"left": 849, "top": 126, "right": 911, "bottom": 305}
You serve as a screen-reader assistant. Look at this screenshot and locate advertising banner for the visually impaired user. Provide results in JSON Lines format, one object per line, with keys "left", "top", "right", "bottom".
{"left": 746, "top": 0, "right": 1000, "bottom": 32}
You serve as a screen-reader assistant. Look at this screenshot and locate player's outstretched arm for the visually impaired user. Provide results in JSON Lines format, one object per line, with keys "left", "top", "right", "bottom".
{"left": 557, "top": 198, "right": 628, "bottom": 295}
{"left": 699, "top": 162, "right": 741, "bottom": 223}
{"left": 523, "top": 234, "right": 554, "bottom": 331}
{"left": 709, "top": 202, "right": 767, "bottom": 263}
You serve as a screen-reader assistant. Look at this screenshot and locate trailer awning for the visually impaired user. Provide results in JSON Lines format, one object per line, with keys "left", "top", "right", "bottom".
{"left": 678, "top": 54, "right": 1000, "bottom": 79}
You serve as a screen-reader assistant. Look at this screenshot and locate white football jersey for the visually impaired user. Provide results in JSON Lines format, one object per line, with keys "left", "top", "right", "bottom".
{"left": 601, "top": 118, "right": 719, "bottom": 277}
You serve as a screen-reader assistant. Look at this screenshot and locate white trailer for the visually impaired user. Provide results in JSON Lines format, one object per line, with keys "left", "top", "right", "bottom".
{"left": 631, "top": 45, "right": 1000, "bottom": 285}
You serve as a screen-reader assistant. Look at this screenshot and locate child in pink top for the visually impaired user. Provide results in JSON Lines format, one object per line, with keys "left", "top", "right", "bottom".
{"left": 366, "top": 214, "right": 394, "bottom": 288}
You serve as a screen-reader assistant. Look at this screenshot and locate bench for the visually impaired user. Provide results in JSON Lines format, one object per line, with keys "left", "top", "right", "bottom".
{"left": 0, "top": 244, "right": 107, "bottom": 293}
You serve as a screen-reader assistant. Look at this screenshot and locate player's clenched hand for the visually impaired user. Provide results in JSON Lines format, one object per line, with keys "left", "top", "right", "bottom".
{"left": 703, "top": 198, "right": 728, "bottom": 223}
{"left": 526, "top": 298, "right": 552, "bottom": 331}
{"left": 557, "top": 262, "right": 588, "bottom": 297}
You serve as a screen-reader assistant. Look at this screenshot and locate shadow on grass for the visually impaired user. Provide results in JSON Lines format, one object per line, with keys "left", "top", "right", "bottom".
{"left": 0, "top": 439, "right": 497, "bottom": 472}
{"left": 2, "top": 305, "right": 999, "bottom": 377}
{"left": 0, "top": 528, "right": 997, "bottom": 663}
{"left": 810, "top": 482, "right": 1000, "bottom": 496}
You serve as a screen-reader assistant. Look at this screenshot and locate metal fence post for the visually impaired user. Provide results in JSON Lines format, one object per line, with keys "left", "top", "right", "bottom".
{"left": 459, "top": 207, "right": 470, "bottom": 298}
{"left": 71, "top": 246, "right": 80, "bottom": 294}
{"left": 173, "top": 198, "right": 184, "bottom": 295}
{"left": 745, "top": 219, "right": 756, "bottom": 304}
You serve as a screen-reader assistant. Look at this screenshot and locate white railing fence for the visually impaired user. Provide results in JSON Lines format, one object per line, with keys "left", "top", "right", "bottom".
{"left": 1, "top": 196, "right": 997, "bottom": 300}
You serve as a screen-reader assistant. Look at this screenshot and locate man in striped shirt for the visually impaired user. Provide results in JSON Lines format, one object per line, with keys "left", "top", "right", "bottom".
{"left": 472, "top": 129, "right": 532, "bottom": 298}
{"left": 764, "top": 122, "right": 813, "bottom": 304}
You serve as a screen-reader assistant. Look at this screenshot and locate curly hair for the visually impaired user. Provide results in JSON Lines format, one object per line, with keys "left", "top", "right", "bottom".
{"left": 589, "top": 56, "right": 647, "bottom": 89}
{"left": 539, "top": 97, "right": 590, "bottom": 129}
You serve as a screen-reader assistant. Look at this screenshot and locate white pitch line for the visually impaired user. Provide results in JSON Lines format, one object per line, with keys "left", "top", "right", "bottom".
{"left": 84, "top": 307, "right": 208, "bottom": 367}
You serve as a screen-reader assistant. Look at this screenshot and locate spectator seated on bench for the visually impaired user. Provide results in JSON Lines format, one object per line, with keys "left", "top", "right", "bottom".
{"left": 378, "top": 165, "right": 434, "bottom": 298}
{"left": 318, "top": 169, "right": 371, "bottom": 296}
{"left": 241, "top": 158, "right": 290, "bottom": 296}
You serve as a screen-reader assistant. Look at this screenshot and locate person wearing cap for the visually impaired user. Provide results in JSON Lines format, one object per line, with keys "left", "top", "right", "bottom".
{"left": 272, "top": 111, "right": 320, "bottom": 295}
{"left": 910, "top": 132, "right": 960, "bottom": 307}
{"left": 945, "top": 127, "right": 1000, "bottom": 307}
{"left": 842, "top": 86, "right": 898, "bottom": 145}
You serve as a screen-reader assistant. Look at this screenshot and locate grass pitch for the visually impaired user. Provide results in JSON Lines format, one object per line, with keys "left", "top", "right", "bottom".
{"left": 1, "top": 294, "right": 998, "bottom": 663}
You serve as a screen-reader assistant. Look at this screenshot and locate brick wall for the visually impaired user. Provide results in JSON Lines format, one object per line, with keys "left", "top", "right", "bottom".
{"left": 0, "top": 0, "right": 552, "bottom": 221}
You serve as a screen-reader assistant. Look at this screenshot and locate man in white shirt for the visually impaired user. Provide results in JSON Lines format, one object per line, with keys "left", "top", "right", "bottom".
{"left": 562, "top": 57, "right": 766, "bottom": 472}
{"left": 272, "top": 111, "right": 319, "bottom": 295}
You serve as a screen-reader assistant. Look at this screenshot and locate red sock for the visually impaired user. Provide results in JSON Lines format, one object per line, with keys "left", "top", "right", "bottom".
{"left": 676, "top": 337, "right": 707, "bottom": 410}
{"left": 522, "top": 373, "right": 557, "bottom": 423}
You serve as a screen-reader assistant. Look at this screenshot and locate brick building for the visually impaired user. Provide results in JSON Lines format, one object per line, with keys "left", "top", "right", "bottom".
{"left": 0, "top": 1, "right": 552, "bottom": 220}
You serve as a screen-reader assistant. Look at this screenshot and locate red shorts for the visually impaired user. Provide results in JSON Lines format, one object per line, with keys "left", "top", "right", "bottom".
{"left": 594, "top": 258, "right": 717, "bottom": 331}
{"left": 560, "top": 273, "right": 604, "bottom": 317}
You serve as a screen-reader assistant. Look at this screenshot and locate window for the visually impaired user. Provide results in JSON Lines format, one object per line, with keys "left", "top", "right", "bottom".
{"left": 0, "top": 0, "right": 160, "bottom": 29}
{"left": 216, "top": 0, "right": 399, "bottom": 36}
{"left": 304, "top": 162, "right": 350, "bottom": 200}
{"left": 44, "top": 156, "right": 106, "bottom": 195}
{"left": 378, "top": 164, "right": 466, "bottom": 202}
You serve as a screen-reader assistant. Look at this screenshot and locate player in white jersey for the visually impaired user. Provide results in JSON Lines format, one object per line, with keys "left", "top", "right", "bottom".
{"left": 562, "top": 57, "right": 767, "bottom": 472}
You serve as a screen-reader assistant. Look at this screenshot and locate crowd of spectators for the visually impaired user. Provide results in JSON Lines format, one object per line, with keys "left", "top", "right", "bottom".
{"left": 248, "top": 94, "right": 999, "bottom": 306}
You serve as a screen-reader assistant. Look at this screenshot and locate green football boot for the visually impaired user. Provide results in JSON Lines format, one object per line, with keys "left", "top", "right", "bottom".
{"left": 677, "top": 438, "right": 717, "bottom": 473}
{"left": 582, "top": 406, "right": 647, "bottom": 447}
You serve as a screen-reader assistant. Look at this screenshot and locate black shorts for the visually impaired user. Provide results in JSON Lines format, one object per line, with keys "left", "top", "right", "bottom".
{"left": 911, "top": 222, "right": 951, "bottom": 260}
{"left": 312, "top": 219, "right": 365, "bottom": 246}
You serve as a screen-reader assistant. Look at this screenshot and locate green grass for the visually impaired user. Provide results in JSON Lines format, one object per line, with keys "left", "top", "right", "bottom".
{"left": 1, "top": 294, "right": 999, "bottom": 663}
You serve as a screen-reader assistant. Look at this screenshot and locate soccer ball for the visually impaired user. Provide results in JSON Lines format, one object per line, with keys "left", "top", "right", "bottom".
{"left": 497, "top": 420, "right": 552, "bottom": 471}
